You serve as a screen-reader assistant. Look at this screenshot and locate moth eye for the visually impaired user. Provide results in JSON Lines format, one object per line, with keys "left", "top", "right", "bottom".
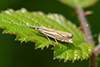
{"left": 36, "top": 27, "right": 40, "bottom": 30}
{"left": 69, "top": 34, "right": 73, "bottom": 38}
{"left": 71, "top": 34, "right": 73, "bottom": 38}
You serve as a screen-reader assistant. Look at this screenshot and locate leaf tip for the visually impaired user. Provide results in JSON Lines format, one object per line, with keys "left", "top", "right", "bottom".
{"left": 64, "top": 60, "right": 67, "bottom": 63}
{"left": 68, "top": 58, "right": 72, "bottom": 61}
{"left": 20, "top": 8, "right": 27, "bottom": 13}
{"left": 46, "top": 45, "right": 49, "bottom": 48}
{"left": 35, "top": 47, "right": 37, "bottom": 49}
{"left": 53, "top": 57, "right": 56, "bottom": 60}
{"left": 25, "top": 39, "right": 28, "bottom": 43}
{"left": 7, "top": 9, "right": 14, "bottom": 12}
{"left": 21, "top": 41, "right": 23, "bottom": 43}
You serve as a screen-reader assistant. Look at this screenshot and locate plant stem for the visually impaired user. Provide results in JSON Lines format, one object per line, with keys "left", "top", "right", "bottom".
{"left": 94, "top": 44, "right": 100, "bottom": 54}
{"left": 76, "top": 6, "right": 95, "bottom": 67}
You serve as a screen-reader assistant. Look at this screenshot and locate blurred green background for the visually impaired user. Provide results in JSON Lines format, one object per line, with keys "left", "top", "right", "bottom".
{"left": 0, "top": 0, "right": 100, "bottom": 67}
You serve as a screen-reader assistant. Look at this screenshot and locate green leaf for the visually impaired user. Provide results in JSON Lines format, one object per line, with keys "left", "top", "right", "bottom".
{"left": 60, "top": 0, "right": 97, "bottom": 8}
{"left": 0, "top": 8, "right": 93, "bottom": 61}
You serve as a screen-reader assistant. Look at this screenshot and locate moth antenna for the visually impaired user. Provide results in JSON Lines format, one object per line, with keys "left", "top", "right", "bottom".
{"left": 29, "top": 26, "right": 39, "bottom": 30}
{"left": 29, "top": 26, "right": 36, "bottom": 29}
{"left": 46, "top": 36, "right": 51, "bottom": 42}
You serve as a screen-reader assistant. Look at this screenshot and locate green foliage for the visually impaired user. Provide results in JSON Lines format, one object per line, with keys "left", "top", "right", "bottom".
{"left": 98, "top": 34, "right": 100, "bottom": 43}
{"left": 60, "top": 0, "right": 97, "bottom": 8}
{"left": 0, "top": 9, "right": 93, "bottom": 61}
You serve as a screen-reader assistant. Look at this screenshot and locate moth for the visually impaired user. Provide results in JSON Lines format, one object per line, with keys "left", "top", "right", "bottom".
{"left": 29, "top": 26, "right": 73, "bottom": 43}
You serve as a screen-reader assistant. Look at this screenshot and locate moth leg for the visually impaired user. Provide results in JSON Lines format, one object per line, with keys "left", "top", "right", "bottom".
{"left": 46, "top": 36, "right": 58, "bottom": 44}
{"left": 46, "top": 36, "right": 52, "bottom": 43}
{"left": 54, "top": 38, "right": 58, "bottom": 44}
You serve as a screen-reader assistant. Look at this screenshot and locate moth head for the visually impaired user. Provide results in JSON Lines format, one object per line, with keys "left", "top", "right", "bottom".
{"left": 68, "top": 34, "right": 73, "bottom": 38}
{"left": 65, "top": 38, "right": 73, "bottom": 43}
{"left": 65, "top": 34, "right": 73, "bottom": 43}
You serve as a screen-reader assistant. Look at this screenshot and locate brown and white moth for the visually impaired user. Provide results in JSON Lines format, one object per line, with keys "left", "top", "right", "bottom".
{"left": 29, "top": 26, "right": 73, "bottom": 43}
